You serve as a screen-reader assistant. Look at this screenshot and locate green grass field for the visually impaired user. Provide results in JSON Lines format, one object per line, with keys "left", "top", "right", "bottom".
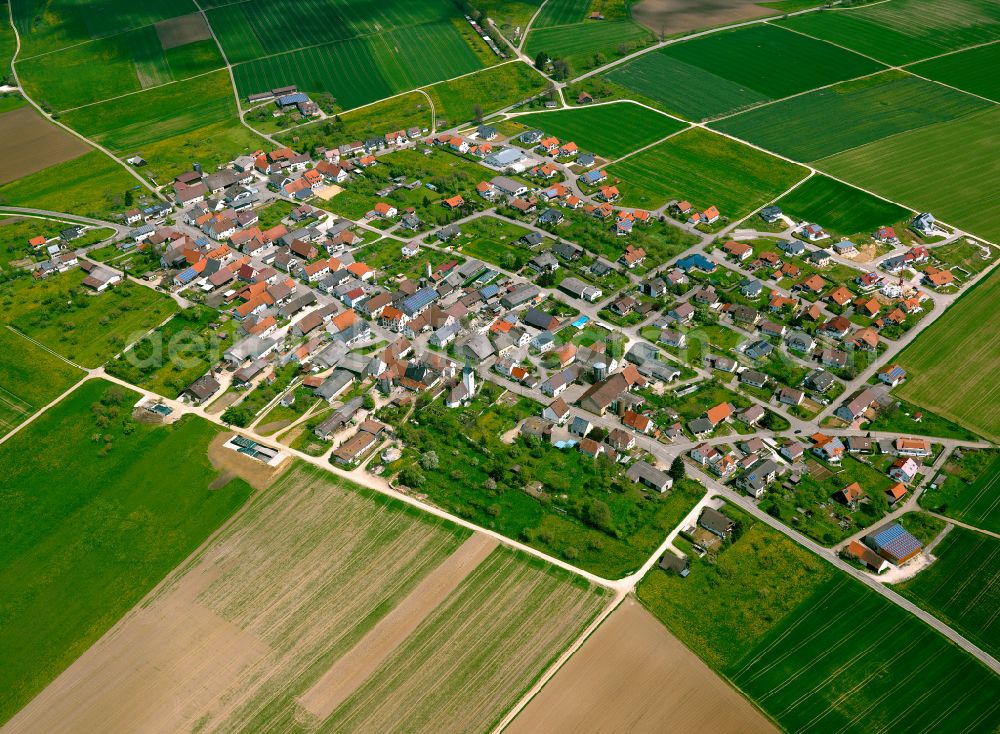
{"left": 895, "top": 267, "right": 999, "bottom": 443}
{"left": 424, "top": 61, "right": 548, "bottom": 126}
{"left": 217, "top": 0, "right": 487, "bottom": 110}
{"left": 452, "top": 215, "right": 534, "bottom": 271}
{"left": 713, "top": 71, "right": 991, "bottom": 162}
{"left": 921, "top": 449, "right": 1000, "bottom": 533}
{"left": 532, "top": 0, "right": 588, "bottom": 27}
{"left": 0, "top": 215, "right": 113, "bottom": 269}
{"left": 895, "top": 526, "right": 1000, "bottom": 661}
{"left": 0, "top": 270, "right": 178, "bottom": 368}
{"left": 909, "top": 42, "right": 1000, "bottom": 102}
{"left": 0, "top": 378, "right": 253, "bottom": 724}
{"left": 640, "top": 506, "right": 1000, "bottom": 733}
{"left": 777, "top": 0, "right": 1000, "bottom": 65}
{"left": 526, "top": 19, "right": 653, "bottom": 72}
{"left": 0, "top": 151, "right": 141, "bottom": 219}
{"left": 774, "top": 174, "right": 911, "bottom": 238}
{"left": 512, "top": 102, "right": 686, "bottom": 158}
{"left": 0, "top": 327, "right": 83, "bottom": 437}
{"left": 818, "top": 106, "right": 1000, "bottom": 242}
{"left": 606, "top": 127, "right": 808, "bottom": 217}
{"left": 604, "top": 24, "right": 884, "bottom": 121}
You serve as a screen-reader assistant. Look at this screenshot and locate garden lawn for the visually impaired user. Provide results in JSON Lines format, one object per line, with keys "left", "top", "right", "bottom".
{"left": 920, "top": 449, "right": 1000, "bottom": 533}
{"left": 0, "top": 270, "right": 178, "bottom": 368}
{"left": 908, "top": 42, "right": 1000, "bottom": 102}
{"left": 605, "top": 24, "right": 883, "bottom": 121}
{"left": 776, "top": 0, "right": 1000, "bottom": 65}
{"left": 818, "top": 106, "right": 1000, "bottom": 243}
{"left": 895, "top": 526, "right": 1000, "bottom": 661}
{"left": 453, "top": 216, "right": 535, "bottom": 271}
{"left": 640, "top": 506, "right": 1000, "bottom": 733}
{"left": 0, "top": 151, "right": 140, "bottom": 220}
{"left": 607, "top": 128, "right": 807, "bottom": 217}
{"left": 774, "top": 174, "right": 911, "bottom": 238}
{"left": 894, "top": 265, "right": 1000, "bottom": 443}
{"left": 0, "top": 327, "right": 83, "bottom": 437}
{"left": 713, "top": 71, "right": 991, "bottom": 162}
{"left": 0, "top": 379, "right": 253, "bottom": 724}
{"left": 512, "top": 102, "right": 686, "bottom": 159}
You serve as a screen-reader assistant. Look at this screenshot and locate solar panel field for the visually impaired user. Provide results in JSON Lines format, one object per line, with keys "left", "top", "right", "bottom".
{"left": 602, "top": 24, "right": 885, "bottom": 121}
{"left": 776, "top": 0, "right": 1000, "bottom": 65}
{"left": 606, "top": 128, "right": 808, "bottom": 217}
{"left": 512, "top": 102, "right": 687, "bottom": 158}
{"left": 209, "top": 0, "right": 488, "bottom": 110}
{"left": 895, "top": 526, "right": 1000, "bottom": 661}
{"left": 639, "top": 509, "right": 1000, "bottom": 734}
{"left": 712, "top": 71, "right": 991, "bottom": 163}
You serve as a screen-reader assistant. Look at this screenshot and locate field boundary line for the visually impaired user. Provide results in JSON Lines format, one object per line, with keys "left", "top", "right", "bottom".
{"left": 0, "top": 372, "right": 89, "bottom": 447}
{"left": 509, "top": 96, "right": 690, "bottom": 127}
{"left": 56, "top": 66, "right": 230, "bottom": 114}
{"left": 899, "top": 37, "right": 1000, "bottom": 68}
{"left": 6, "top": 6, "right": 164, "bottom": 199}
{"left": 927, "top": 511, "right": 1000, "bottom": 541}
{"left": 598, "top": 123, "right": 693, "bottom": 166}
{"left": 518, "top": 0, "right": 549, "bottom": 52}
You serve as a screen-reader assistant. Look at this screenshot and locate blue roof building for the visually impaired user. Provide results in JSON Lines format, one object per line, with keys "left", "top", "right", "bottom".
{"left": 676, "top": 253, "right": 716, "bottom": 273}
{"left": 400, "top": 287, "right": 437, "bottom": 317}
{"left": 865, "top": 523, "right": 923, "bottom": 565}
{"left": 277, "top": 92, "right": 309, "bottom": 107}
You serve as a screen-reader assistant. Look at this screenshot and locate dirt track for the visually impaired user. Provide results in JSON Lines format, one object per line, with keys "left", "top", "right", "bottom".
{"left": 631, "top": 0, "right": 773, "bottom": 36}
{"left": 504, "top": 598, "right": 777, "bottom": 734}
{"left": 0, "top": 107, "right": 90, "bottom": 185}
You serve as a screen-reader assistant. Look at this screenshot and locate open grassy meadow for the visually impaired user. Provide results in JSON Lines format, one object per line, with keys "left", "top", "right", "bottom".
{"left": 0, "top": 150, "right": 141, "bottom": 219}
{"left": 921, "top": 449, "right": 1000, "bottom": 533}
{"left": 908, "top": 42, "right": 1000, "bottom": 102}
{"left": 512, "top": 102, "right": 687, "bottom": 158}
{"left": 639, "top": 505, "right": 1000, "bottom": 733}
{"left": 0, "top": 327, "right": 83, "bottom": 437}
{"left": 606, "top": 127, "right": 807, "bottom": 217}
{"left": 526, "top": 19, "right": 654, "bottom": 72}
{"left": 774, "top": 174, "right": 911, "bottom": 238}
{"left": 423, "top": 61, "right": 548, "bottom": 126}
{"left": 895, "top": 526, "right": 1000, "bottom": 660}
{"left": 0, "top": 270, "right": 178, "bottom": 368}
{"left": 61, "top": 70, "right": 265, "bottom": 182}
{"left": 776, "top": 0, "right": 1000, "bottom": 65}
{"left": 4, "top": 460, "right": 606, "bottom": 733}
{"left": 713, "top": 71, "right": 991, "bottom": 162}
{"left": 894, "top": 265, "right": 999, "bottom": 442}
{"left": 818, "top": 106, "right": 1000, "bottom": 243}
{"left": 0, "top": 379, "right": 253, "bottom": 724}
{"left": 604, "top": 24, "right": 883, "bottom": 121}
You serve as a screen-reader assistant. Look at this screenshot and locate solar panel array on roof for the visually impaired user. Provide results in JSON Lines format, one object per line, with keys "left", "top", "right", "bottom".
{"left": 232, "top": 435, "right": 257, "bottom": 449}
{"left": 871, "top": 523, "right": 922, "bottom": 559}
{"left": 400, "top": 287, "right": 437, "bottom": 317}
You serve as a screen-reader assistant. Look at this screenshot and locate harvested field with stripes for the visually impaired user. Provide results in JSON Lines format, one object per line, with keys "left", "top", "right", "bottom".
{"left": 921, "top": 450, "right": 1000, "bottom": 533}
{"left": 895, "top": 526, "right": 1000, "bottom": 660}
{"left": 4, "top": 463, "right": 606, "bottom": 733}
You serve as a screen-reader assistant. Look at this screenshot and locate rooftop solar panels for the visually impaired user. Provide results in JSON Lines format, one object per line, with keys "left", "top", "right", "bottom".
{"left": 869, "top": 523, "right": 922, "bottom": 560}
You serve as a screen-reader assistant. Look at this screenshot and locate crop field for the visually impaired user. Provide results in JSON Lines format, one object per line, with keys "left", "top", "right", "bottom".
{"left": 870, "top": 191, "right": 1000, "bottom": 432}
{"left": 5, "top": 461, "right": 606, "bottom": 734}
{"left": 607, "top": 128, "right": 807, "bottom": 217}
{"left": 604, "top": 24, "right": 883, "bottom": 121}
{"left": 0, "top": 150, "right": 142, "bottom": 219}
{"left": 774, "top": 174, "right": 911, "bottom": 238}
{"left": 424, "top": 61, "right": 548, "bottom": 126}
{"left": 921, "top": 449, "right": 1000, "bottom": 533}
{"left": 776, "top": 0, "right": 1000, "bottom": 65}
{"left": 909, "top": 42, "right": 1000, "bottom": 102}
{"left": 62, "top": 70, "right": 265, "bottom": 181}
{"left": 0, "top": 270, "right": 178, "bottom": 368}
{"left": 713, "top": 71, "right": 992, "bottom": 162}
{"left": 532, "top": 0, "right": 588, "bottom": 28}
{"left": 0, "top": 327, "right": 83, "bottom": 437}
{"left": 505, "top": 598, "right": 776, "bottom": 734}
{"left": 212, "top": 0, "right": 487, "bottom": 110}
{"left": 0, "top": 106, "right": 91, "bottom": 185}
{"left": 525, "top": 19, "right": 653, "bottom": 71}
{"left": 896, "top": 526, "right": 1000, "bottom": 660}
{"left": 18, "top": 26, "right": 224, "bottom": 112}
{"left": 818, "top": 107, "right": 1000, "bottom": 242}
{"left": 0, "top": 379, "right": 253, "bottom": 725}
{"left": 512, "top": 102, "right": 686, "bottom": 158}
{"left": 639, "top": 507, "right": 1000, "bottom": 733}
